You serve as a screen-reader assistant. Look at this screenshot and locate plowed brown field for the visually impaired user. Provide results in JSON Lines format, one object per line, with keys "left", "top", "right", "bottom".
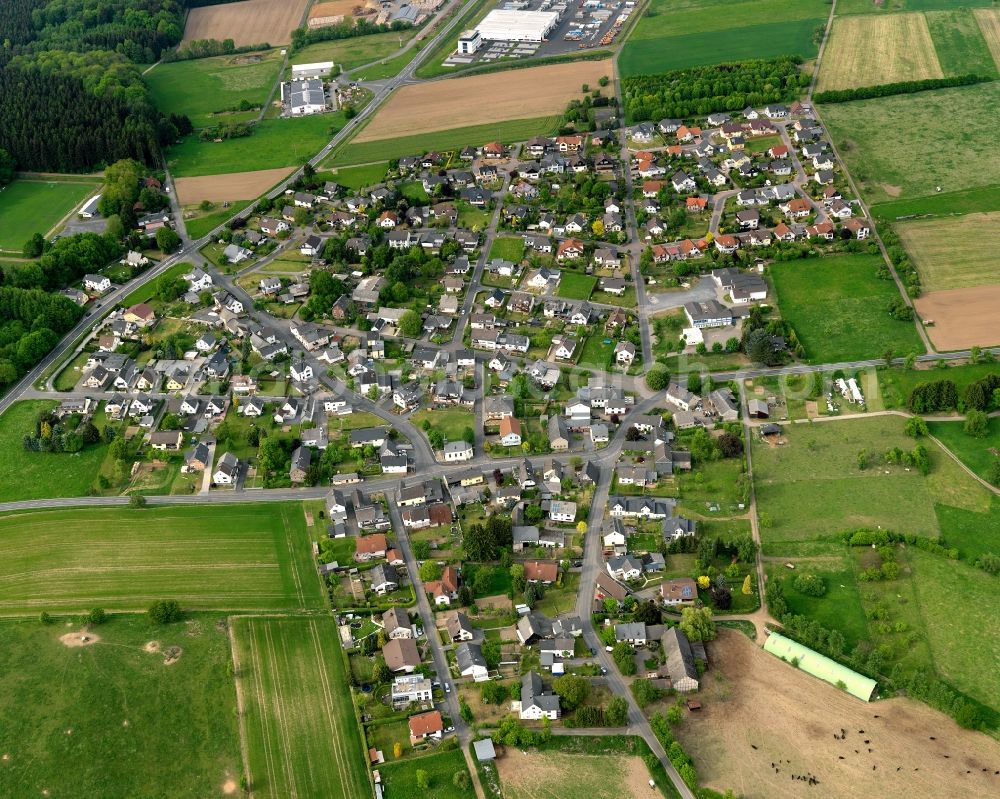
{"left": 182, "top": 0, "right": 309, "bottom": 48}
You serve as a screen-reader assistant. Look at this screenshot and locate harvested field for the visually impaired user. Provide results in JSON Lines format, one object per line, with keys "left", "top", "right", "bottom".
{"left": 174, "top": 167, "right": 294, "bottom": 204}
{"left": 497, "top": 749, "right": 652, "bottom": 799}
{"left": 817, "top": 13, "right": 943, "bottom": 92}
{"left": 975, "top": 8, "right": 1000, "bottom": 69}
{"left": 309, "top": 0, "right": 358, "bottom": 23}
{"left": 914, "top": 285, "right": 1000, "bottom": 349}
{"left": 676, "top": 629, "right": 1000, "bottom": 799}
{"left": 182, "top": 0, "right": 309, "bottom": 48}
{"left": 895, "top": 212, "right": 1000, "bottom": 291}
{"left": 354, "top": 60, "right": 613, "bottom": 142}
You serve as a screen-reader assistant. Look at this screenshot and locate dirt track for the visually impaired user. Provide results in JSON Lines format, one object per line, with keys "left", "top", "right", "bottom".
{"left": 174, "top": 168, "right": 294, "bottom": 204}
{"left": 355, "top": 60, "right": 615, "bottom": 142}
{"left": 182, "top": 0, "right": 309, "bottom": 47}
{"left": 914, "top": 286, "right": 1000, "bottom": 350}
{"left": 675, "top": 629, "right": 1000, "bottom": 799}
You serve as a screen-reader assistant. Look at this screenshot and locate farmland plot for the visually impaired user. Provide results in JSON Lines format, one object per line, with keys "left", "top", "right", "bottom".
{"left": 895, "top": 212, "right": 1000, "bottom": 291}
{"left": 975, "top": 8, "right": 1000, "bottom": 69}
{"left": 0, "top": 504, "right": 323, "bottom": 612}
{"left": 174, "top": 168, "right": 294, "bottom": 204}
{"left": 925, "top": 8, "right": 999, "bottom": 77}
{"left": 232, "top": 617, "right": 369, "bottom": 799}
{"left": 816, "top": 13, "right": 943, "bottom": 91}
{"left": 182, "top": 0, "right": 309, "bottom": 48}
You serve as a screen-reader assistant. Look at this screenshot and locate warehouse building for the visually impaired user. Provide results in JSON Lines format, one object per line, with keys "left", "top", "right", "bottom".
{"left": 291, "top": 61, "right": 334, "bottom": 81}
{"left": 474, "top": 9, "right": 559, "bottom": 42}
{"left": 284, "top": 79, "right": 327, "bottom": 116}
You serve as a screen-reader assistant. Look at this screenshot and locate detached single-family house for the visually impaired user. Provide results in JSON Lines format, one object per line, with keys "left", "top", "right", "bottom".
{"left": 456, "top": 642, "right": 489, "bottom": 680}
{"left": 519, "top": 672, "right": 560, "bottom": 720}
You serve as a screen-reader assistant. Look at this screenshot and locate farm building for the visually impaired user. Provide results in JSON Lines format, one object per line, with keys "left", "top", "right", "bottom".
{"left": 764, "top": 631, "right": 877, "bottom": 701}
{"left": 292, "top": 61, "right": 335, "bottom": 80}
{"left": 283, "top": 79, "right": 328, "bottom": 115}
{"left": 474, "top": 9, "right": 559, "bottom": 43}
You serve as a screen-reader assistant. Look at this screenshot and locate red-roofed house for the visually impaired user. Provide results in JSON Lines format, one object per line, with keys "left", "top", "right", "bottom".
{"left": 409, "top": 710, "right": 444, "bottom": 743}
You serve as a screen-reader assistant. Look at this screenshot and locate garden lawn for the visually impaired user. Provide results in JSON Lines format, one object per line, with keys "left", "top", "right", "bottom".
{"left": 556, "top": 272, "right": 597, "bottom": 300}
{"left": 411, "top": 407, "right": 475, "bottom": 443}
{"left": 379, "top": 748, "right": 475, "bottom": 799}
{"left": 327, "top": 116, "right": 561, "bottom": 167}
{"left": 0, "top": 178, "right": 100, "bottom": 251}
{"left": 0, "top": 401, "right": 110, "bottom": 502}
{"left": 489, "top": 236, "right": 525, "bottom": 262}
{"left": 232, "top": 617, "right": 369, "bottom": 799}
{"left": 620, "top": 0, "right": 828, "bottom": 75}
{"left": 0, "top": 614, "right": 239, "bottom": 799}
{"left": 578, "top": 335, "right": 615, "bottom": 369}
{"left": 0, "top": 504, "right": 323, "bottom": 613}
{"left": 166, "top": 113, "right": 348, "bottom": 177}
{"left": 769, "top": 254, "right": 922, "bottom": 363}
{"left": 119, "top": 261, "right": 192, "bottom": 307}
{"left": 184, "top": 201, "right": 253, "bottom": 240}
{"left": 820, "top": 82, "right": 1000, "bottom": 204}
{"left": 145, "top": 51, "right": 283, "bottom": 128}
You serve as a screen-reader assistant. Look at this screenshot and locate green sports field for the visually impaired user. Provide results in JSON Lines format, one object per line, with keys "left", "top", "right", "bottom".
{"left": 165, "top": 113, "right": 348, "bottom": 177}
{"left": 769, "top": 254, "right": 923, "bottom": 363}
{"left": 0, "top": 504, "right": 323, "bottom": 613}
{"left": 327, "top": 116, "right": 561, "bottom": 167}
{"left": 0, "top": 615, "right": 240, "bottom": 798}
{"left": 232, "top": 617, "right": 370, "bottom": 799}
{"left": 620, "top": 0, "right": 828, "bottom": 75}
{"left": 0, "top": 178, "right": 100, "bottom": 251}
{"left": 145, "top": 50, "right": 284, "bottom": 128}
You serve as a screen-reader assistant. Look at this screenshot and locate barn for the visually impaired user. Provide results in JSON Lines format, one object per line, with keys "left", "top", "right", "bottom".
{"left": 764, "top": 631, "right": 877, "bottom": 701}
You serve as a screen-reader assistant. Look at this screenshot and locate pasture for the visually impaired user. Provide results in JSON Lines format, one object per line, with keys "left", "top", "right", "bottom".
{"left": 354, "top": 60, "right": 612, "bottom": 142}
{"left": 323, "top": 162, "right": 387, "bottom": 189}
{"left": 0, "top": 615, "right": 240, "bottom": 798}
{"left": 145, "top": 51, "right": 283, "bottom": 128}
{"left": 379, "top": 748, "right": 475, "bottom": 799}
{"left": 926, "top": 8, "right": 999, "bottom": 77}
{"left": 232, "top": 617, "right": 369, "bottom": 799}
{"left": 0, "top": 401, "right": 110, "bottom": 502}
{"left": 913, "top": 285, "right": 1000, "bottom": 349}
{"left": 0, "top": 178, "right": 99, "bottom": 251}
{"left": 166, "top": 113, "right": 347, "bottom": 177}
{"left": 620, "top": 0, "right": 828, "bottom": 75}
{"left": 328, "top": 116, "right": 561, "bottom": 167}
{"left": 927, "top": 416, "right": 1000, "bottom": 484}
{"left": 675, "top": 629, "right": 1000, "bottom": 799}
{"left": 816, "top": 14, "right": 942, "bottom": 92}
{"left": 820, "top": 82, "right": 1000, "bottom": 203}
{"left": 768, "top": 254, "right": 923, "bottom": 363}
{"left": 895, "top": 212, "right": 1000, "bottom": 291}
{"left": 976, "top": 8, "right": 1000, "bottom": 69}
{"left": 0, "top": 504, "right": 323, "bottom": 613}
{"left": 182, "top": 0, "right": 309, "bottom": 47}
{"left": 174, "top": 168, "right": 294, "bottom": 204}
{"left": 498, "top": 749, "right": 655, "bottom": 799}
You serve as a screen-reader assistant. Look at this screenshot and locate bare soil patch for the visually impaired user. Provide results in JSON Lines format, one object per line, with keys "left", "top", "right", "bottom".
{"left": 144, "top": 640, "right": 161, "bottom": 653}
{"left": 174, "top": 167, "right": 294, "bottom": 204}
{"left": 222, "top": 777, "right": 238, "bottom": 795}
{"left": 975, "top": 9, "right": 1000, "bottom": 70}
{"left": 817, "top": 14, "right": 942, "bottom": 92}
{"left": 182, "top": 0, "right": 309, "bottom": 48}
{"left": 355, "top": 60, "right": 614, "bottom": 142}
{"left": 476, "top": 593, "right": 513, "bottom": 611}
{"left": 497, "top": 748, "right": 651, "bottom": 799}
{"left": 163, "top": 646, "right": 183, "bottom": 666}
{"left": 675, "top": 629, "right": 1000, "bottom": 799}
{"left": 60, "top": 630, "right": 100, "bottom": 648}
{"left": 914, "top": 285, "right": 1000, "bottom": 349}
{"left": 310, "top": 1, "right": 359, "bottom": 23}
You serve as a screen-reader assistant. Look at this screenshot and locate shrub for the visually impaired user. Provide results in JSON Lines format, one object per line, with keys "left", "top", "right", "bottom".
{"left": 792, "top": 573, "right": 826, "bottom": 597}
{"left": 87, "top": 607, "right": 108, "bottom": 625}
{"left": 147, "top": 600, "right": 183, "bottom": 624}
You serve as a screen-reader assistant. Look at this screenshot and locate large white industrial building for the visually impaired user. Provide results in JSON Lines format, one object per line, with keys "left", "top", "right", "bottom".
{"left": 474, "top": 9, "right": 559, "bottom": 42}
{"left": 283, "top": 79, "right": 327, "bottom": 115}
{"left": 291, "top": 61, "right": 334, "bottom": 81}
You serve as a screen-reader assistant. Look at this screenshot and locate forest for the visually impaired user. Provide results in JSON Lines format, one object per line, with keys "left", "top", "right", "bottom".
{"left": 623, "top": 58, "right": 810, "bottom": 123}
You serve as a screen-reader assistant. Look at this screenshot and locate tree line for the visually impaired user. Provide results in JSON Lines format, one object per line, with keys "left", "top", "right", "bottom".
{"left": 907, "top": 371, "right": 1000, "bottom": 413}
{"left": 813, "top": 74, "right": 990, "bottom": 105}
{"left": 623, "top": 58, "right": 809, "bottom": 123}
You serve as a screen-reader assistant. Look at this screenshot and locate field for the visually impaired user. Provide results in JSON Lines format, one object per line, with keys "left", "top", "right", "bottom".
{"left": 674, "top": 629, "right": 1000, "bottom": 799}
{"left": 926, "top": 8, "right": 999, "bottom": 77}
{"left": 0, "top": 401, "right": 112, "bottom": 502}
{"left": 488, "top": 236, "right": 525, "bottom": 262}
{"left": 619, "top": 0, "right": 828, "bottom": 75}
{"left": 166, "top": 113, "right": 347, "bottom": 177}
{"left": 768, "top": 254, "right": 923, "bottom": 363}
{"left": 145, "top": 51, "right": 283, "bottom": 128}
{"left": 379, "top": 748, "right": 475, "bottom": 799}
{"left": 328, "top": 116, "right": 561, "bottom": 167}
{"left": 913, "top": 285, "right": 1000, "bottom": 349}
{"left": 0, "top": 615, "right": 240, "bottom": 798}
{"left": 816, "top": 14, "right": 942, "bottom": 92}
{"left": 182, "top": 0, "right": 309, "bottom": 47}
{"left": 837, "top": 0, "right": 995, "bottom": 12}
{"left": 291, "top": 29, "right": 419, "bottom": 73}
{"left": 820, "top": 82, "right": 1000, "bottom": 204}
{"left": 183, "top": 200, "right": 254, "bottom": 240}
{"left": 556, "top": 272, "right": 598, "bottom": 300}
{"left": 870, "top": 184, "right": 1000, "bottom": 219}
{"left": 751, "top": 415, "right": 993, "bottom": 548}
{"left": 0, "top": 178, "right": 100, "bottom": 251}
{"left": 174, "top": 167, "right": 294, "bottom": 204}
{"left": 877, "top": 361, "right": 1000, "bottom": 409}
{"left": 324, "top": 162, "right": 387, "bottom": 189}
{"left": 354, "top": 60, "right": 613, "bottom": 142}
{"left": 927, "top": 416, "right": 1000, "bottom": 483}
{"left": 0, "top": 504, "right": 323, "bottom": 612}
{"left": 232, "top": 617, "right": 369, "bottom": 799}
{"left": 975, "top": 8, "right": 1000, "bottom": 69}
{"left": 497, "top": 749, "right": 654, "bottom": 799}
{"left": 895, "top": 212, "right": 1000, "bottom": 291}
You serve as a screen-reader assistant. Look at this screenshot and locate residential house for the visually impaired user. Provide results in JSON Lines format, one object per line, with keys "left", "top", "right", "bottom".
{"left": 661, "top": 578, "right": 698, "bottom": 606}
{"left": 519, "top": 672, "right": 560, "bottom": 720}
{"left": 383, "top": 638, "right": 421, "bottom": 674}
{"left": 456, "top": 642, "right": 489, "bottom": 680}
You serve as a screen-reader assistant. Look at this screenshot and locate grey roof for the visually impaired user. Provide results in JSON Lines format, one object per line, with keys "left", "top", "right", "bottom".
{"left": 473, "top": 738, "right": 496, "bottom": 761}
{"left": 288, "top": 78, "right": 325, "bottom": 110}
{"left": 662, "top": 626, "right": 698, "bottom": 683}
{"left": 513, "top": 525, "right": 540, "bottom": 545}
{"left": 456, "top": 642, "right": 486, "bottom": 673}
{"left": 615, "top": 622, "right": 647, "bottom": 640}
{"left": 370, "top": 563, "right": 399, "bottom": 587}
{"left": 521, "top": 671, "right": 560, "bottom": 713}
